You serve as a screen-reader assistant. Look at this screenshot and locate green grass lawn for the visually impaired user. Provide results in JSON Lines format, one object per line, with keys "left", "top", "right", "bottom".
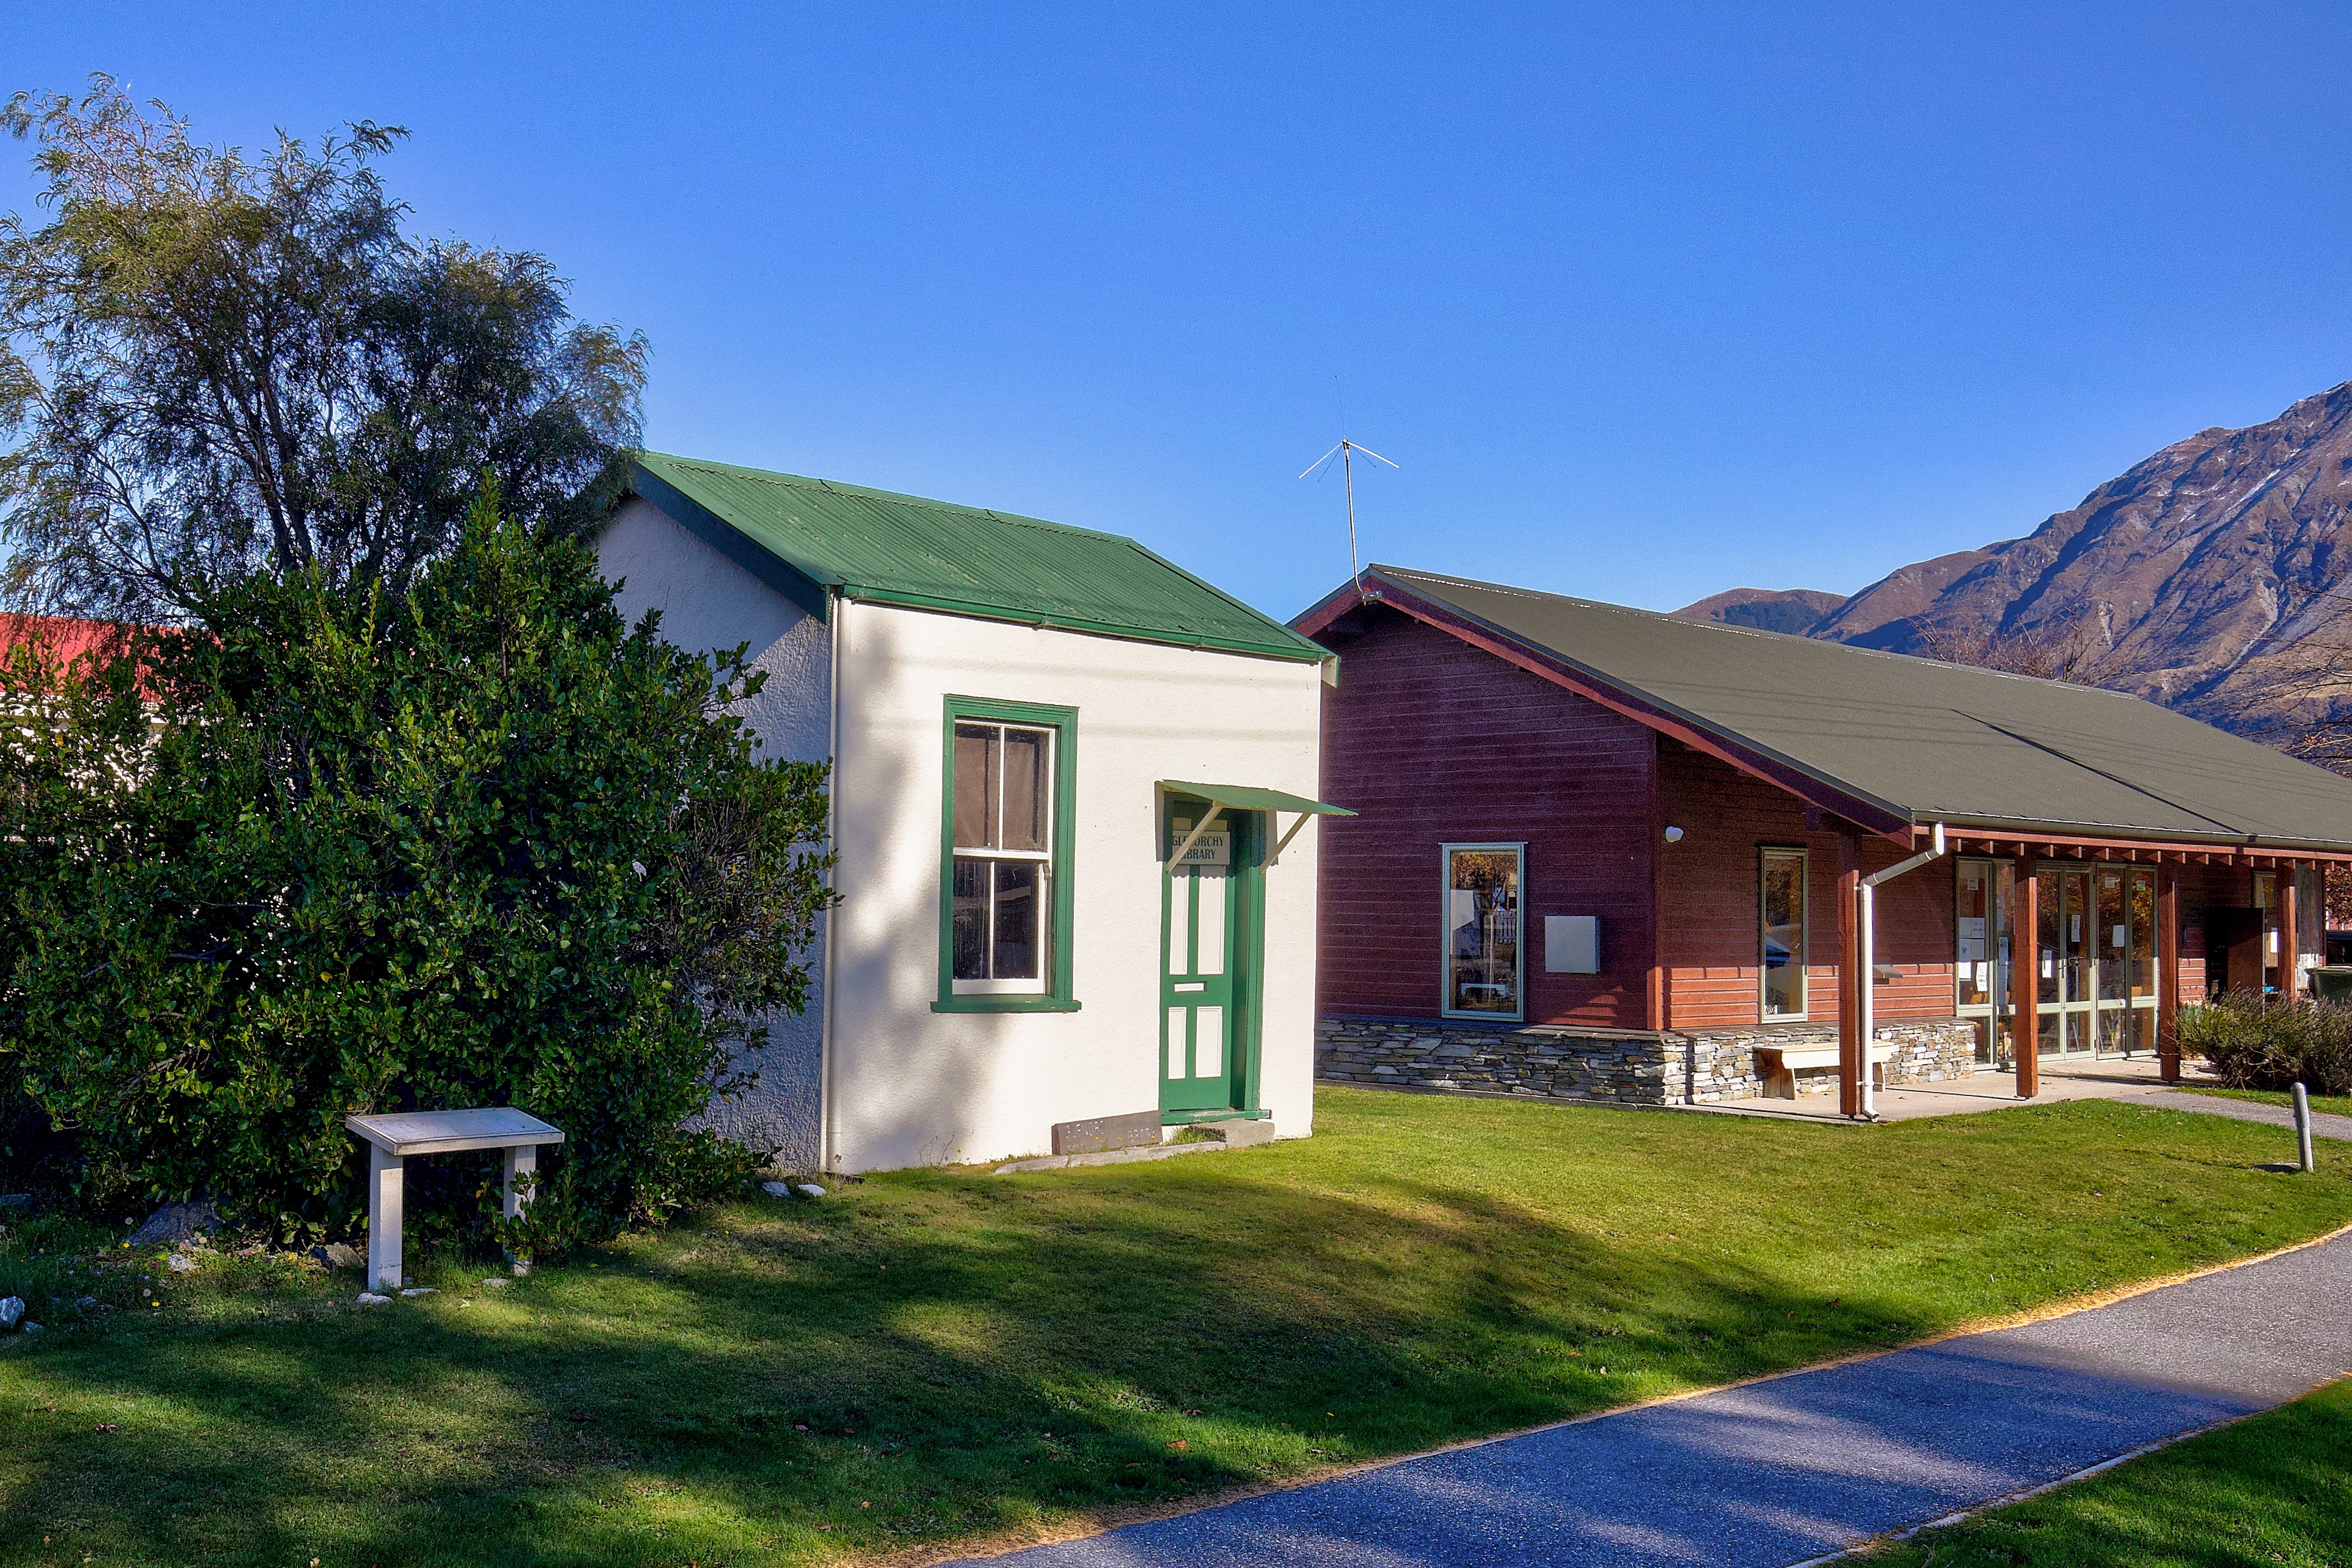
{"left": 1863, "top": 1377, "right": 2352, "bottom": 1566}
{"left": 2176, "top": 1084, "right": 2352, "bottom": 1119}
{"left": 2, "top": 1088, "right": 2346, "bottom": 1567}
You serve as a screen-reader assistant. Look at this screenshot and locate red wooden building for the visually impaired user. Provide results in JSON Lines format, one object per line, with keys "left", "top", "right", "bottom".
{"left": 1297, "top": 567, "right": 2352, "bottom": 1113}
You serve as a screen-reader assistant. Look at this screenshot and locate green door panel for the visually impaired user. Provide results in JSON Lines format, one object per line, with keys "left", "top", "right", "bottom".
{"left": 1159, "top": 798, "right": 1263, "bottom": 1118}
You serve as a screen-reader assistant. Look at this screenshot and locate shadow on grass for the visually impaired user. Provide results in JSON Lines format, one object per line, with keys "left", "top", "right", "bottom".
{"left": 1, "top": 1093, "right": 2345, "bottom": 1567}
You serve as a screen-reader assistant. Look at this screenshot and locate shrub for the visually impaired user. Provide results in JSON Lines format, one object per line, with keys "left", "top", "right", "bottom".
{"left": 0, "top": 495, "right": 832, "bottom": 1250}
{"left": 2177, "top": 990, "right": 2352, "bottom": 1097}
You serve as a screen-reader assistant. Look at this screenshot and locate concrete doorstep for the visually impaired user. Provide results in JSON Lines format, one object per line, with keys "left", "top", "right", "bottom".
{"left": 993, "top": 1142, "right": 1226, "bottom": 1175}
{"left": 993, "top": 1120, "right": 1275, "bottom": 1175}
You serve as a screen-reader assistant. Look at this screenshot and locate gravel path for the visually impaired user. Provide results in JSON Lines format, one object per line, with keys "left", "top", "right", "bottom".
{"left": 2137, "top": 1089, "right": 2352, "bottom": 1144}
{"left": 949, "top": 1226, "right": 2352, "bottom": 1566}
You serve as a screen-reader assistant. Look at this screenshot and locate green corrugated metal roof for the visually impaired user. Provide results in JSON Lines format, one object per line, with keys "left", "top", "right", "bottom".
{"left": 626, "top": 452, "right": 1325, "bottom": 663}
{"left": 1342, "top": 565, "right": 2352, "bottom": 853}
{"left": 1161, "top": 781, "right": 1354, "bottom": 815}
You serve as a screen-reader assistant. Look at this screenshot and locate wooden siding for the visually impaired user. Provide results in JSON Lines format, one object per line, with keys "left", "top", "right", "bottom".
{"left": 1657, "top": 740, "right": 1954, "bottom": 1028}
{"left": 1316, "top": 606, "right": 2278, "bottom": 1035}
{"left": 1315, "top": 604, "right": 1657, "bottom": 1028}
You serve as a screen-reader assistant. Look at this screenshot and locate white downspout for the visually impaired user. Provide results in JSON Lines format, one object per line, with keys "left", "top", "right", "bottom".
{"left": 818, "top": 593, "right": 845, "bottom": 1174}
{"left": 1857, "top": 821, "right": 1947, "bottom": 1121}
{"left": 1859, "top": 881, "right": 1876, "bottom": 1119}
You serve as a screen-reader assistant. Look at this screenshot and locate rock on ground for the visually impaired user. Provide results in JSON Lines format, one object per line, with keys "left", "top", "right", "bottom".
{"left": 0, "top": 1296, "right": 22, "bottom": 1329}
{"left": 127, "top": 1201, "right": 221, "bottom": 1248}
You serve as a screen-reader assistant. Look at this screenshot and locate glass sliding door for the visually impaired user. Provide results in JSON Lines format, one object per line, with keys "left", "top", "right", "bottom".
{"left": 2117, "top": 867, "right": 2158, "bottom": 1055}
{"left": 2093, "top": 868, "right": 2128, "bottom": 1055}
{"left": 1954, "top": 858, "right": 2013, "bottom": 1068}
{"left": 2029, "top": 862, "right": 2161, "bottom": 1059}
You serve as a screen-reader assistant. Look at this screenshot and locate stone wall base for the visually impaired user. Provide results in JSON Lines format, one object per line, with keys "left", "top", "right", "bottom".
{"left": 1316, "top": 1014, "right": 1981, "bottom": 1109}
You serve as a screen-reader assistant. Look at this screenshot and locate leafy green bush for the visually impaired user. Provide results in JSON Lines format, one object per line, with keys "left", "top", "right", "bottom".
{"left": 0, "top": 495, "right": 831, "bottom": 1250}
{"left": 2177, "top": 990, "right": 2352, "bottom": 1096}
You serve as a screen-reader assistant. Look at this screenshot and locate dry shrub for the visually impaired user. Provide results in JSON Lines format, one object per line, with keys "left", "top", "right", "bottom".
{"left": 2178, "top": 991, "right": 2352, "bottom": 1096}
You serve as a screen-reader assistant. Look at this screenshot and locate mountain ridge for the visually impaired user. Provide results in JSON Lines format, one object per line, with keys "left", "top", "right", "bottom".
{"left": 1672, "top": 384, "right": 2352, "bottom": 735}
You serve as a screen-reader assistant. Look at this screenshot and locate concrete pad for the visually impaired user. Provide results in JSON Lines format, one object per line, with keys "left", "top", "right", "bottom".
{"left": 1680, "top": 1056, "right": 2198, "bottom": 1128}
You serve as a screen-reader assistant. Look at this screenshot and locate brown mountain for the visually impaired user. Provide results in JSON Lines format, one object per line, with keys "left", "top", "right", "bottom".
{"left": 1807, "top": 549, "right": 1996, "bottom": 643}
{"left": 1673, "top": 586, "right": 1846, "bottom": 635}
{"left": 1675, "top": 385, "right": 2352, "bottom": 736}
{"left": 1815, "top": 384, "right": 2352, "bottom": 733}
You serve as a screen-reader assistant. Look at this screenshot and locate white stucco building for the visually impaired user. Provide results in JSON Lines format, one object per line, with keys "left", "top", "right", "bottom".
{"left": 593, "top": 453, "right": 1342, "bottom": 1174}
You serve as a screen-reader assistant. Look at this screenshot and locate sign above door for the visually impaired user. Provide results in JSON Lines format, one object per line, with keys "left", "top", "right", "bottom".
{"left": 1170, "top": 818, "right": 1232, "bottom": 866}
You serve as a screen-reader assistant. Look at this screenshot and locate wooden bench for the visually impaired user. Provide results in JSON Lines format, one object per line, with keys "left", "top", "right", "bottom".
{"left": 345, "top": 1108, "right": 564, "bottom": 1293}
{"left": 1753, "top": 1042, "right": 1897, "bottom": 1100}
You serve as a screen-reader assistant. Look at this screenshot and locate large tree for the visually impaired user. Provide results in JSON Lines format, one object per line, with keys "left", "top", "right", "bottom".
{"left": 1, "top": 493, "right": 832, "bottom": 1244}
{"left": 0, "top": 75, "right": 648, "bottom": 620}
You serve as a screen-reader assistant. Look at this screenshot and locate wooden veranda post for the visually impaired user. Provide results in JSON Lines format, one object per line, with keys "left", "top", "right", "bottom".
{"left": 2157, "top": 860, "right": 2181, "bottom": 1084}
{"left": 1837, "top": 867, "right": 1863, "bottom": 1118}
{"left": 2281, "top": 872, "right": 2300, "bottom": 1000}
{"left": 2011, "top": 861, "right": 2039, "bottom": 1099}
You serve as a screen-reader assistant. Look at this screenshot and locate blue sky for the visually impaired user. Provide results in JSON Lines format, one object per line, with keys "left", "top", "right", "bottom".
{"left": 8, "top": 3, "right": 2347, "bottom": 620}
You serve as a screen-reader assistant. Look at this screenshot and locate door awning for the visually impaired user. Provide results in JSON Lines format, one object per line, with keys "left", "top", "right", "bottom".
{"left": 1159, "top": 781, "right": 1354, "bottom": 817}
{"left": 1160, "top": 782, "right": 1352, "bottom": 867}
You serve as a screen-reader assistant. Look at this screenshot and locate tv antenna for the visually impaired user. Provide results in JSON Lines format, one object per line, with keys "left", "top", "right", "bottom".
{"left": 1299, "top": 433, "right": 1398, "bottom": 603}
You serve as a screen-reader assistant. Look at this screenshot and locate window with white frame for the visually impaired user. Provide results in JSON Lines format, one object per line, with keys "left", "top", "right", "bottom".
{"left": 949, "top": 720, "right": 1054, "bottom": 993}
{"left": 1761, "top": 847, "right": 1808, "bottom": 1018}
{"left": 1443, "top": 844, "right": 1523, "bottom": 1018}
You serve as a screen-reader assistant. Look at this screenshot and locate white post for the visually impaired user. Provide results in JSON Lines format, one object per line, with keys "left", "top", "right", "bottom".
{"left": 367, "top": 1144, "right": 404, "bottom": 1292}
{"left": 502, "top": 1144, "right": 537, "bottom": 1218}
{"left": 1859, "top": 881, "right": 1877, "bottom": 1120}
{"left": 2294, "top": 1083, "right": 2315, "bottom": 1173}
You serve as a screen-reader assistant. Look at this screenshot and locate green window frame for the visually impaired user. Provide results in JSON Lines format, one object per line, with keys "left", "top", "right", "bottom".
{"left": 935, "top": 695, "right": 1080, "bottom": 1013}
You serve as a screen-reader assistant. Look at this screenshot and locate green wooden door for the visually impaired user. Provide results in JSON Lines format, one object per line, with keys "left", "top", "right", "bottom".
{"left": 1162, "top": 808, "right": 1243, "bottom": 1114}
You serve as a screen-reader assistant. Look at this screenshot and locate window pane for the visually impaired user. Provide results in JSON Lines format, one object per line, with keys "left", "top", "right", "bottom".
{"left": 1194, "top": 868, "right": 1227, "bottom": 975}
{"left": 992, "top": 859, "right": 1042, "bottom": 980}
{"left": 2038, "top": 877, "right": 2061, "bottom": 1006}
{"left": 1761, "top": 853, "right": 1806, "bottom": 1016}
{"left": 951, "top": 857, "right": 989, "bottom": 979}
{"left": 2096, "top": 870, "right": 2126, "bottom": 1004}
{"left": 1001, "top": 728, "right": 1049, "bottom": 853}
{"left": 2128, "top": 870, "right": 2155, "bottom": 999}
{"left": 2061, "top": 872, "right": 2091, "bottom": 1004}
{"left": 1447, "top": 848, "right": 1520, "bottom": 1014}
{"left": 1957, "top": 862, "right": 1990, "bottom": 1008}
{"left": 952, "top": 724, "right": 998, "bottom": 849}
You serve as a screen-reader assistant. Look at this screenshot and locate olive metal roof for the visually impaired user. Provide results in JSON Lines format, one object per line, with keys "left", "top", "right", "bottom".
{"left": 622, "top": 452, "right": 1325, "bottom": 663}
{"left": 1302, "top": 565, "right": 2352, "bottom": 854}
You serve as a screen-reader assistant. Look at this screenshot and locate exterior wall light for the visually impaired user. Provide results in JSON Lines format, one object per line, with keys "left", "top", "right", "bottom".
{"left": 1664, "top": 826, "right": 1685, "bottom": 843}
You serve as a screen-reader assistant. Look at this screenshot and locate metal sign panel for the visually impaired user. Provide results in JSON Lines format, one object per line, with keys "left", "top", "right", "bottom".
{"left": 1172, "top": 819, "right": 1232, "bottom": 866}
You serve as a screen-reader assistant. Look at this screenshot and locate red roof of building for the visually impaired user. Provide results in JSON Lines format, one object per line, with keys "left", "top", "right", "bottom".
{"left": 0, "top": 612, "right": 135, "bottom": 667}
